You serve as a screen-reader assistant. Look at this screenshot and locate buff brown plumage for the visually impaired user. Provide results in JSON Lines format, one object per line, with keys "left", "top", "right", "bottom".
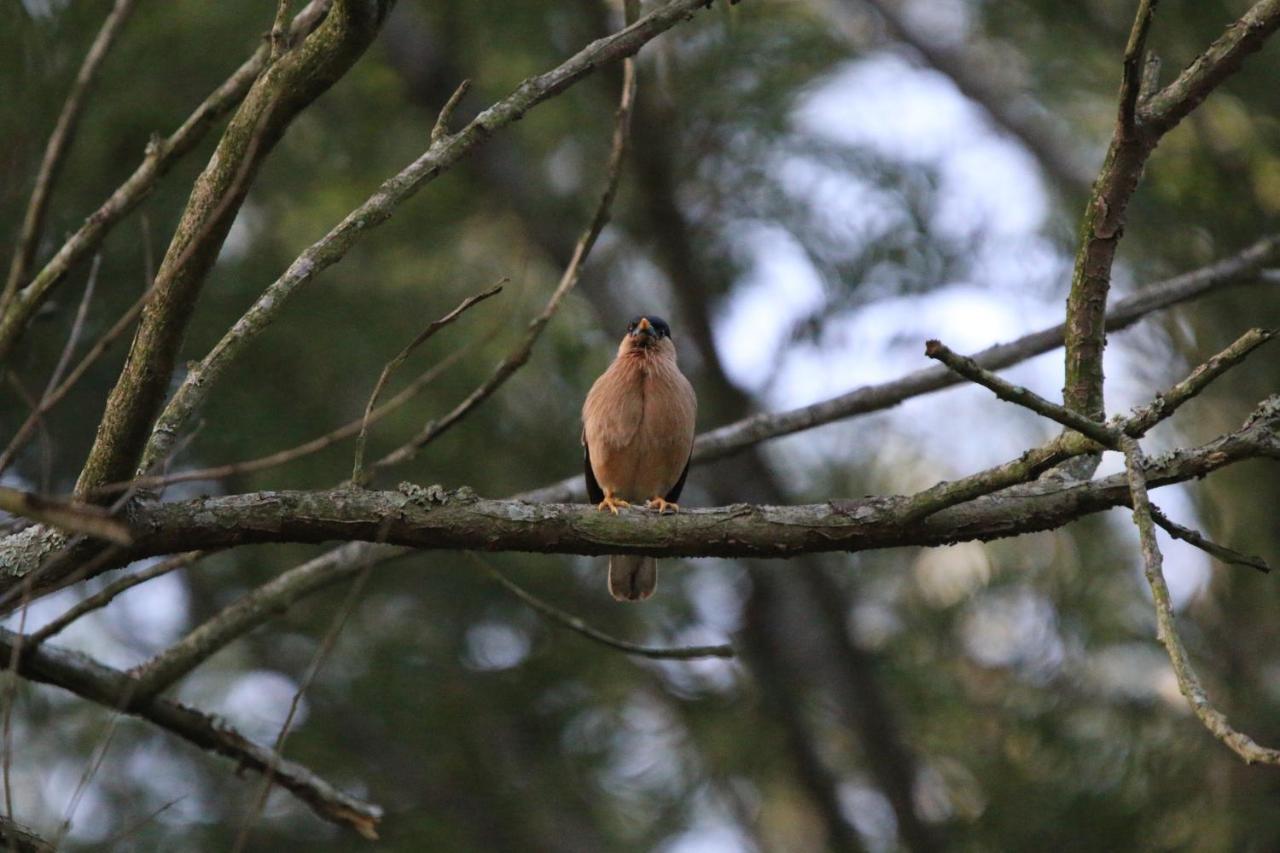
{"left": 582, "top": 316, "right": 697, "bottom": 601}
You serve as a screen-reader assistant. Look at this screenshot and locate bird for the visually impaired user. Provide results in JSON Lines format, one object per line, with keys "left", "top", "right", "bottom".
{"left": 582, "top": 315, "right": 697, "bottom": 601}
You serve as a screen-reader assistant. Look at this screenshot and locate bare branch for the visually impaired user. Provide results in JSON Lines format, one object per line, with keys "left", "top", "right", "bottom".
{"left": 140, "top": 0, "right": 703, "bottom": 476}
{"left": 1121, "top": 436, "right": 1280, "bottom": 765}
{"left": 0, "top": 627, "right": 383, "bottom": 836}
{"left": 1141, "top": 0, "right": 1280, "bottom": 136}
{"left": 2, "top": 397, "right": 1274, "bottom": 591}
{"left": 0, "top": 0, "right": 138, "bottom": 321}
{"left": 351, "top": 283, "right": 503, "bottom": 482}
{"left": 0, "top": 1, "right": 331, "bottom": 365}
{"left": 1148, "top": 505, "right": 1269, "bottom": 574}
{"left": 1119, "top": 0, "right": 1160, "bottom": 134}
{"left": 28, "top": 552, "right": 205, "bottom": 648}
{"left": 1064, "top": 0, "right": 1280, "bottom": 437}
{"left": 900, "top": 328, "right": 1274, "bottom": 522}
{"left": 925, "top": 339, "right": 1121, "bottom": 446}
{"left": 129, "top": 544, "right": 409, "bottom": 703}
{"left": 234, "top": 541, "right": 380, "bottom": 849}
{"left": 478, "top": 556, "right": 734, "bottom": 660}
{"left": 430, "top": 79, "right": 472, "bottom": 143}
{"left": 43, "top": 255, "right": 100, "bottom": 401}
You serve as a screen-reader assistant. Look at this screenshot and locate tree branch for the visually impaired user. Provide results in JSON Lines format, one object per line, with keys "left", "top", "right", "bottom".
{"left": 924, "top": 339, "right": 1120, "bottom": 446}
{"left": 0, "top": 627, "right": 383, "bottom": 837}
{"left": 1148, "top": 505, "right": 1269, "bottom": 574}
{"left": 1121, "top": 436, "right": 1280, "bottom": 765}
{"left": 480, "top": 557, "right": 734, "bottom": 660}
{"left": 350, "top": 283, "right": 503, "bottom": 482}
{"left": 1119, "top": 0, "right": 1159, "bottom": 135}
{"left": 1140, "top": 0, "right": 1280, "bottom": 136}
{"left": 2, "top": 397, "right": 1275, "bottom": 590}
{"left": 1063, "top": 0, "right": 1280, "bottom": 432}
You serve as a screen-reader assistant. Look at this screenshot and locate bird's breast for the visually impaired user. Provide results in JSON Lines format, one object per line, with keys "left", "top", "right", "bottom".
{"left": 582, "top": 355, "right": 696, "bottom": 500}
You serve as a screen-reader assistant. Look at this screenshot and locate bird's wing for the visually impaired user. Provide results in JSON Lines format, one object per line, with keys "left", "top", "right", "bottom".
{"left": 583, "top": 431, "right": 604, "bottom": 504}
{"left": 664, "top": 452, "right": 691, "bottom": 503}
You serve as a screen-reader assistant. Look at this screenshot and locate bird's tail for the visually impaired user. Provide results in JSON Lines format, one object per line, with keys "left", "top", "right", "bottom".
{"left": 608, "top": 555, "right": 657, "bottom": 601}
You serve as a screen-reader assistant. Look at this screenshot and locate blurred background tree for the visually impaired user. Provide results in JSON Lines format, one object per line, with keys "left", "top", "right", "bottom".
{"left": 2, "top": 0, "right": 1279, "bottom": 849}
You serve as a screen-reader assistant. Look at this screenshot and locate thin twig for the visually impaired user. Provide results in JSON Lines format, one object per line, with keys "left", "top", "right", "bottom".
{"left": 476, "top": 555, "right": 733, "bottom": 660}
{"left": 1149, "top": 505, "right": 1269, "bottom": 574}
{"left": 1121, "top": 436, "right": 1280, "bottom": 765}
{"left": 100, "top": 796, "right": 185, "bottom": 849}
{"left": 28, "top": 552, "right": 205, "bottom": 648}
{"left": 232, "top": 525, "right": 386, "bottom": 849}
{"left": 43, "top": 255, "right": 100, "bottom": 400}
{"left": 1119, "top": 0, "right": 1160, "bottom": 134}
{"left": 5, "top": 373, "right": 53, "bottom": 495}
{"left": 0, "top": 0, "right": 138, "bottom": 320}
{"left": 351, "top": 283, "right": 503, "bottom": 482}
{"left": 0, "top": 281, "right": 157, "bottom": 478}
{"left": 366, "top": 31, "right": 640, "bottom": 478}
{"left": 430, "top": 79, "right": 471, "bottom": 144}
{"left": 924, "top": 339, "right": 1121, "bottom": 446}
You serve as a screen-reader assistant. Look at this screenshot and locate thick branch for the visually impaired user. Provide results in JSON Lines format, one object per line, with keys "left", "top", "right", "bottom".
{"left": 3, "top": 398, "right": 1276, "bottom": 590}
{"left": 75, "top": 0, "right": 394, "bottom": 495}
{"left": 1064, "top": 0, "right": 1280, "bottom": 425}
{"left": 0, "top": 628, "right": 382, "bottom": 836}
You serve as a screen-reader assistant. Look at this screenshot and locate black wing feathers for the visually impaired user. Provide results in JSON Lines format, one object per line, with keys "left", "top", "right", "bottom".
{"left": 583, "top": 439, "right": 604, "bottom": 504}
{"left": 664, "top": 453, "right": 691, "bottom": 503}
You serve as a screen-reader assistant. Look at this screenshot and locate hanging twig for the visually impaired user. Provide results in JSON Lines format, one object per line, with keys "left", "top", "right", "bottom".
{"left": 350, "top": 283, "right": 504, "bottom": 482}
{"left": 1121, "top": 436, "right": 1280, "bottom": 765}
{"left": 476, "top": 555, "right": 734, "bottom": 660}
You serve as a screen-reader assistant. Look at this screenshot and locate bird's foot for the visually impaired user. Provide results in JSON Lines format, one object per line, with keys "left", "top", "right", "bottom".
{"left": 646, "top": 497, "right": 679, "bottom": 514}
{"left": 597, "top": 494, "right": 630, "bottom": 515}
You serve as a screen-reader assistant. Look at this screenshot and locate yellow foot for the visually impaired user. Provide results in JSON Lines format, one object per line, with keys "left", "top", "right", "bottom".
{"left": 646, "top": 497, "right": 679, "bottom": 514}
{"left": 596, "top": 494, "right": 630, "bottom": 515}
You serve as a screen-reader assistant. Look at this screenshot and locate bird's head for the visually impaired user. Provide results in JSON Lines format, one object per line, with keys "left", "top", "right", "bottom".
{"left": 619, "top": 315, "right": 675, "bottom": 358}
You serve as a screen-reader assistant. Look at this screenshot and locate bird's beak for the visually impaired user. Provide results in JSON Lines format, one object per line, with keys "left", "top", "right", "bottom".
{"left": 631, "top": 317, "right": 654, "bottom": 340}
